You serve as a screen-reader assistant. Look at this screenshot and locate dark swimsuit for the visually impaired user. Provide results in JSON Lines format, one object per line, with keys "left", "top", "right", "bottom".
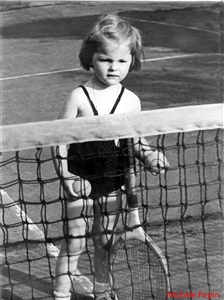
{"left": 67, "top": 85, "right": 128, "bottom": 199}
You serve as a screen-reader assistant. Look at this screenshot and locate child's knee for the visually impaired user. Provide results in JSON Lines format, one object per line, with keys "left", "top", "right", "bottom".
{"left": 66, "top": 236, "right": 85, "bottom": 254}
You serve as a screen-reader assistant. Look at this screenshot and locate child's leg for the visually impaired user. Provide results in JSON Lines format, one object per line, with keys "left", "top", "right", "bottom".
{"left": 54, "top": 198, "right": 93, "bottom": 299}
{"left": 92, "top": 191, "right": 122, "bottom": 294}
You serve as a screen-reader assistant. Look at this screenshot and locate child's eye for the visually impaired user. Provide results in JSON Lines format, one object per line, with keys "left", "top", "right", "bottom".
{"left": 119, "top": 60, "right": 127, "bottom": 63}
{"left": 100, "top": 58, "right": 111, "bottom": 62}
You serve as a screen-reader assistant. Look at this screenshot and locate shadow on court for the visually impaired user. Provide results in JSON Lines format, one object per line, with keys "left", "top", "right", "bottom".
{"left": 2, "top": 5, "right": 221, "bottom": 54}
{"left": 1, "top": 264, "right": 93, "bottom": 300}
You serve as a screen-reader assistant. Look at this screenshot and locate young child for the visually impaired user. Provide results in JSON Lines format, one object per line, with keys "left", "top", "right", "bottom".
{"left": 53, "top": 14, "right": 169, "bottom": 300}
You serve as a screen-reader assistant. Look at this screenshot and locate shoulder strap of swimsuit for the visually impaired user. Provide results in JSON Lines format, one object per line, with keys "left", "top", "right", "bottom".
{"left": 79, "top": 85, "right": 98, "bottom": 115}
{"left": 110, "top": 86, "right": 125, "bottom": 114}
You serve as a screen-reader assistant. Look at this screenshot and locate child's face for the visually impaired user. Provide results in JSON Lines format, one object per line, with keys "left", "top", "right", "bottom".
{"left": 92, "top": 40, "right": 132, "bottom": 86}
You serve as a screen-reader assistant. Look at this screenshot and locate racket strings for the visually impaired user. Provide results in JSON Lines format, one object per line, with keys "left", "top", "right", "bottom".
{"left": 111, "top": 239, "right": 167, "bottom": 300}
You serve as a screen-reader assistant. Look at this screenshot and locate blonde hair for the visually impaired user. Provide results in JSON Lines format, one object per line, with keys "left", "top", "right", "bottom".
{"left": 79, "top": 14, "right": 143, "bottom": 72}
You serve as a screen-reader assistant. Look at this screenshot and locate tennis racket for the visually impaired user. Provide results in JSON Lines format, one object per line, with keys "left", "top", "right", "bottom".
{"left": 110, "top": 138, "right": 170, "bottom": 300}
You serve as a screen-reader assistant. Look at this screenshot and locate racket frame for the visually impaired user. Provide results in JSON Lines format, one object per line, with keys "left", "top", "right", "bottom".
{"left": 110, "top": 138, "right": 170, "bottom": 298}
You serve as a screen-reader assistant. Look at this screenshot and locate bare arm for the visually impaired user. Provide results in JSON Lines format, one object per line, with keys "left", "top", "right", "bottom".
{"left": 134, "top": 137, "right": 169, "bottom": 174}
{"left": 51, "top": 89, "right": 83, "bottom": 197}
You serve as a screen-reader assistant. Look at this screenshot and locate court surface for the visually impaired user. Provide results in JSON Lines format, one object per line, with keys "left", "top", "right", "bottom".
{"left": 1, "top": 1, "right": 223, "bottom": 300}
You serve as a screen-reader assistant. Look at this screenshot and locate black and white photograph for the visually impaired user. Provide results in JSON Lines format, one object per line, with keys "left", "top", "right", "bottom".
{"left": 1, "top": 1, "right": 223, "bottom": 299}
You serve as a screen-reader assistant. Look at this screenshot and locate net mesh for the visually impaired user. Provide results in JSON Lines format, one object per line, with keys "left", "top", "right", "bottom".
{"left": 0, "top": 104, "right": 223, "bottom": 300}
{"left": 111, "top": 238, "right": 168, "bottom": 300}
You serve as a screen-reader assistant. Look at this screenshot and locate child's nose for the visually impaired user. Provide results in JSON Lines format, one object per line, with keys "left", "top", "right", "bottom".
{"left": 109, "top": 62, "right": 118, "bottom": 71}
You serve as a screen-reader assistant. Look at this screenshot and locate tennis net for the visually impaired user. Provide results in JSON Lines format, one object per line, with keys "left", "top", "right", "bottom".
{"left": 0, "top": 104, "right": 223, "bottom": 300}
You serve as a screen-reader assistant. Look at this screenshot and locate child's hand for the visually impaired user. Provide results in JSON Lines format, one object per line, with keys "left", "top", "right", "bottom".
{"left": 63, "top": 178, "right": 80, "bottom": 198}
{"left": 144, "top": 150, "right": 169, "bottom": 175}
{"left": 63, "top": 177, "right": 92, "bottom": 198}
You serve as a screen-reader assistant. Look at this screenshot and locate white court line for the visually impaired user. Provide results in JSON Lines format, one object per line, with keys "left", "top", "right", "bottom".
{"left": 125, "top": 17, "right": 221, "bottom": 35}
{"left": 0, "top": 67, "right": 82, "bottom": 81}
{"left": 142, "top": 53, "right": 218, "bottom": 62}
{"left": 0, "top": 189, "right": 94, "bottom": 295}
{"left": 0, "top": 53, "right": 220, "bottom": 81}
{"left": 0, "top": 189, "right": 60, "bottom": 257}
